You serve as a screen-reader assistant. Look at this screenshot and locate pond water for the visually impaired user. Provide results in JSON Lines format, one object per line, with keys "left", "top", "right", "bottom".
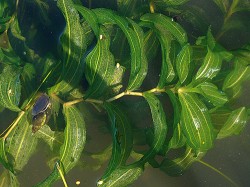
{"left": 0, "top": 0, "right": 250, "bottom": 186}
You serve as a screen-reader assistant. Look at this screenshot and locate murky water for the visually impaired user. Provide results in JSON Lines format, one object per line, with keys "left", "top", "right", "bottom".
{"left": 1, "top": 0, "right": 250, "bottom": 186}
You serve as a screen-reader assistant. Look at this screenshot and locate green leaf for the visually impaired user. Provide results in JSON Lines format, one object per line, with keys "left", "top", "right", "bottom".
{"left": 178, "top": 91, "right": 216, "bottom": 152}
{"left": 84, "top": 26, "right": 115, "bottom": 99}
{"left": 0, "top": 65, "right": 21, "bottom": 112}
{"left": 160, "top": 147, "right": 204, "bottom": 176}
{"left": 97, "top": 165, "right": 144, "bottom": 187}
{"left": 109, "top": 64, "right": 125, "bottom": 95}
{"left": 34, "top": 125, "right": 63, "bottom": 151}
{"left": 50, "top": 0, "right": 86, "bottom": 95}
{"left": 100, "top": 103, "right": 133, "bottom": 181}
{"left": 0, "top": 169, "right": 19, "bottom": 187}
{"left": 195, "top": 48, "right": 221, "bottom": 80}
{"left": 93, "top": 9, "right": 147, "bottom": 91}
{"left": 60, "top": 105, "right": 86, "bottom": 173}
{"left": 141, "top": 22, "right": 175, "bottom": 87}
{"left": 75, "top": 5, "right": 99, "bottom": 36}
{"left": 212, "top": 0, "right": 230, "bottom": 14}
{"left": 126, "top": 18, "right": 148, "bottom": 90}
{"left": 176, "top": 43, "right": 192, "bottom": 84}
{"left": 5, "top": 112, "right": 38, "bottom": 172}
{"left": 141, "top": 13, "right": 188, "bottom": 46}
{"left": 163, "top": 0, "right": 190, "bottom": 6}
{"left": 206, "top": 27, "right": 216, "bottom": 50}
{"left": 217, "top": 107, "right": 248, "bottom": 139}
{"left": 195, "top": 82, "right": 228, "bottom": 106}
{"left": 141, "top": 92, "right": 168, "bottom": 162}
{"left": 165, "top": 90, "right": 185, "bottom": 151}
{"left": 154, "top": 23, "right": 175, "bottom": 87}
{"left": 0, "top": 138, "right": 13, "bottom": 172}
{"left": 233, "top": 44, "right": 250, "bottom": 66}
{"left": 20, "top": 63, "right": 36, "bottom": 100}
{"left": 143, "top": 30, "right": 160, "bottom": 62}
{"left": 223, "top": 60, "right": 250, "bottom": 91}
{"left": 182, "top": 5, "right": 209, "bottom": 34}
{"left": 168, "top": 123, "right": 186, "bottom": 149}
{"left": 233, "top": 0, "right": 250, "bottom": 13}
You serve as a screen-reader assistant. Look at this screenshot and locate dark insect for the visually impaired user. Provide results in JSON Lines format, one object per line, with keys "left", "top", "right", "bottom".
{"left": 31, "top": 94, "right": 52, "bottom": 133}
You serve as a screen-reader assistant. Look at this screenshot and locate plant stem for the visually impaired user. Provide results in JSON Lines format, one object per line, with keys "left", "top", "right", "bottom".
{"left": 2, "top": 111, "right": 25, "bottom": 140}
{"left": 106, "top": 91, "right": 143, "bottom": 102}
{"left": 197, "top": 159, "right": 238, "bottom": 187}
{"left": 56, "top": 162, "right": 69, "bottom": 187}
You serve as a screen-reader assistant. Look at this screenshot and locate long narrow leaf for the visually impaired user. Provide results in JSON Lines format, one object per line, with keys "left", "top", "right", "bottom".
{"left": 100, "top": 103, "right": 133, "bottom": 182}
{"left": 84, "top": 26, "right": 115, "bottom": 99}
{"left": 140, "top": 92, "right": 168, "bottom": 162}
{"left": 178, "top": 91, "right": 216, "bottom": 152}
{"left": 217, "top": 107, "right": 247, "bottom": 139}
{"left": 141, "top": 13, "right": 188, "bottom": 46}
{"left": 5, "top": 112, "right": 38, "bottom": 172}
{"left": 50, "top": 0, "right": 86, "bottom": 95}
{"left": 176, "top": 43, "right": 192, "bottom": 84}
{"left": 0, "top": 65, "right": 21, "bottom": 112}
{"left": 93, "top": 9, "right": 147, "bottom": 91}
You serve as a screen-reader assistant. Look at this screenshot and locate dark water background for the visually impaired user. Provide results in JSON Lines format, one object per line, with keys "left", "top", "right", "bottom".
{"left": 0, "top": 0, "right": 250, "bottom": 186}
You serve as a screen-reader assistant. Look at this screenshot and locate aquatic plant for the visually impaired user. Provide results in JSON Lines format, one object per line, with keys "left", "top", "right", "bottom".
{"left": 0, "top": 0, "right": 250, "bottom": 186}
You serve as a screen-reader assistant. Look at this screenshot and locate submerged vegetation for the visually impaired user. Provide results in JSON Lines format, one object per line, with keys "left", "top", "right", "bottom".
{"left": 0, "top": 0, "right": 250, "bottom": 186}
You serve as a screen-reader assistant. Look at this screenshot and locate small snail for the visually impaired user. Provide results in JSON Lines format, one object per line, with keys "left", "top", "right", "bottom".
{"left": 31, "top": 94, "right": 52, "bottom": 133}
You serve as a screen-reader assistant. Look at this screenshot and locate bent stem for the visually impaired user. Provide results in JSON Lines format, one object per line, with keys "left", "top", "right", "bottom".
{"left": 197, "top": 159, "right": 238, "bottom": 187}
{"left": 56, "top": 162, "right": 69, "bottom": 187}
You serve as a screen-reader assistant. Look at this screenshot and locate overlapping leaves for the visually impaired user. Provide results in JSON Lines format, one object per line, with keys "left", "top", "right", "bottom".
{"left": 0, "top": 0, "right": 249, "bottom": 186}
{"left": 50, "top": 0, "right": 87, "bottom": 95}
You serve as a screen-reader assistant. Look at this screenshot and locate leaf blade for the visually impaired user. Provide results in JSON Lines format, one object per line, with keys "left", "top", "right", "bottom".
{"left": 61, "top": 105, "right": 86, "bottom": 173}
{"left": 178, "top": 91, "right": 216, "bottom": 152}
{"left": 217, "top": 107, "right": 247, "bottom": 139}
{"left": 176, "top": 43, "right": 192, "bottom": 84}
{"left": 50, "top": 0, "right": 87, "bottom": 95}
{"left": 0, "top": 65, "right": 21, "bottom": 112}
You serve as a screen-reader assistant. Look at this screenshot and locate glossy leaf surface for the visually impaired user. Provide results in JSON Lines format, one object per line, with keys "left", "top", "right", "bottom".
{"left": 217, "top": 107, "right": 247, "bottom": 139}
{"left": 141, "top": 92, "right": 168, "bottom": 162}
{"left": 84, "top": 26, "right": 115, "bottom": 98}
{"left": 168, "top": 124, "right": 186, "bottom": 150}
{"left": 176, "top": 43, "right": 192, "bottom": 84}
{"left": 141, "top": 13, "right": 188, "bottom": 46}
{"left": 223, "top": 60, "right": 250, "bottom": 90}
{"left": 195, "top": 48, "right": 221, "bottom": 80}
{"left": 178, "top": 91, "right": 216, "bottom": 152}
{"left": 0, "top": 65, "right": 21, "bottom": 112}
{"left": 97, "top": 165, "right": 144, "bottom": 187}
{"left": 50, "top": 0, "right": 86, "bottom": 95}
{"left": 5, "top": 112, "right": 38, "bottom": 172}
{"left": 60, "top": 105, "right": 86, "bottom": 173}
{"left": 93, "top": 9, "right": 147, "bottom": 91}
{"left": 154, "top": 23, "right": 175, "bottom": 87}
{"left": 75, "top": 5, "right": 99, "bottom": 36}
{"left": 161, "top": 147, "right": 204, "bottom": 176}
{"left": 100, "top": 103, "right": 133, "bottom": 180}
{"left": 196, "top": 82, "right": 228, "bottom": 106}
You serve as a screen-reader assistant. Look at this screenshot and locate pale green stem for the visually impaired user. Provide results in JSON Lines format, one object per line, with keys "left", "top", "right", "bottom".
{"left": 197, "top": 159, "right": 238, "bottom": 187}
{"left": 56, "top": 162, "right": 69, "bottom": 187}
{"left": 2, "top": 111, "right": 25, "bottom": 140}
